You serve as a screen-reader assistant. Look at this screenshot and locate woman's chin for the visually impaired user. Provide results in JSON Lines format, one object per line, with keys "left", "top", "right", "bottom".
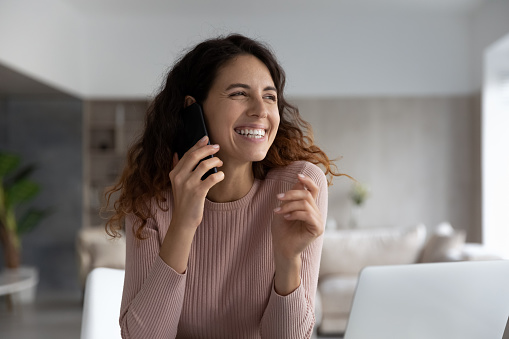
{"left": 251, "top": 152, "right": 269, "bottom": 163}
{"left": 237, "top": 154, "right": 267, "bottom": 165}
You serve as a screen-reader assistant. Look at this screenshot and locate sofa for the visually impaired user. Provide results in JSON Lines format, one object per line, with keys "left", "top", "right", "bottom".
{"left": 76, "top": 227, "right": 126, "bottom": 290}
{"left": 315, "top": 222, "right": 502, "bottom": 335}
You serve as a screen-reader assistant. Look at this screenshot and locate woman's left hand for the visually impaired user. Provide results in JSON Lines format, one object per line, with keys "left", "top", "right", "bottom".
{"left": 272, "top": 174, "right": 324, "bottom": 260}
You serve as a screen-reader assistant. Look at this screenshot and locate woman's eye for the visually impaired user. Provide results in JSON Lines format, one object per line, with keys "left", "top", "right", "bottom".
{"left": 230, "top": 91, "right": 246, "bottom": 97}
{"left": 264, "top": 95, "right": 277, "bottom": 102}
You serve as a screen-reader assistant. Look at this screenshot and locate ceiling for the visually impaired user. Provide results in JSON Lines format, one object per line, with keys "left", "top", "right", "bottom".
{"left": 64, "top": 0, "right": 491, "bottom": 15}
{"left": 0, "top": 0, "right": 494, "bottom": 97}
{"left": 0, "top": 63, "right": 74, "bottom": 97}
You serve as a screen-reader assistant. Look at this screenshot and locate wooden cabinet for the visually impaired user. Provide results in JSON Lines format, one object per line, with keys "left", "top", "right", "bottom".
{"left": 83, "top": 100, "right": 149, "bottom": 228}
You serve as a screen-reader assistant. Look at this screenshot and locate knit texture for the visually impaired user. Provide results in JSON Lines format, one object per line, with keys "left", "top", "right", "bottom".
{"left": 120, "top": 161, "right": 328, "bottom": 339}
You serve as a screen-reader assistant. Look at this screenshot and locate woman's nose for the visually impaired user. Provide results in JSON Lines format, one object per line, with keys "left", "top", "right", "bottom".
{"left": 247, "top": 97, "right": 268, "bottom": 118}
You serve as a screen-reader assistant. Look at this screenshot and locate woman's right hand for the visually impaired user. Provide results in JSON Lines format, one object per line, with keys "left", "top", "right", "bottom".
{"left": 169, "top": 135, "right": 224, "bottom": 230}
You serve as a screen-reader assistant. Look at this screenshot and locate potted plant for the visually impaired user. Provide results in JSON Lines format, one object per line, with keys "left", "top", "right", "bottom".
{"left": 0, "top": 152, "right": 51, "bottom": 269}
{"left": 348, "top": 182, "right": 370, "bottom": 228}
{"left": 0, "top": 151, "right": 52, "bottom": 305}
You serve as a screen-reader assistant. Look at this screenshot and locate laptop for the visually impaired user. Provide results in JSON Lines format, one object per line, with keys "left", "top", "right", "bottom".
{"left": 344, "top": 260, "right": 509, "bottom": 339}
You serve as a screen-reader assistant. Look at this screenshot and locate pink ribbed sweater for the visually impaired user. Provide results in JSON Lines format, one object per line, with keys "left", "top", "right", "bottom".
{"left": 119, "top": 161, "right": 327, "bottom": 339}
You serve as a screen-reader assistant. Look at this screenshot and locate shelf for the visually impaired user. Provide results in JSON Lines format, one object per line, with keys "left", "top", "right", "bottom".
{"left": 83, "top": 99, "right": 149, "bottom": 228}
{"left": 90, "top": 128, "right": 115, "bottom": 151}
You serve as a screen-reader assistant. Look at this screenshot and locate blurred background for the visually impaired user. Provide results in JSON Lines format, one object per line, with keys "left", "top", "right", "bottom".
{"left": 1, "top": 0, "right": 509, "bottom": 338}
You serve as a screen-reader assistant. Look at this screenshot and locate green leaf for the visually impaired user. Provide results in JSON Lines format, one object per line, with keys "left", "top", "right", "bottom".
{"left": 4, "top": 208, "right": 17, "bottom": 232}
{"left": 17, "top": 208, "right": 52, "bottom": 235}
{"left": 0, "top": 152, "right": 50, "bottom": 241}
{"left": 5, "top": 179, "right": 40, "bottom": 207}
{"left": 5, "top": 164, "right": 38, "bottom": 188}
{"left": 0, "top": 152, "right": 20, "bottom": 178}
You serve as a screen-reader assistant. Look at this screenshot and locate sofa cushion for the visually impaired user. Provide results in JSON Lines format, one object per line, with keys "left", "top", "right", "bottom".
{"left": 319, "top": 275, "right": 358, "bottom": 314}
{"left": 320, "top": 224, "right": 426, "bottom": 276}
{"left": 419, "top": 222, "right": 466, "bottom": 263}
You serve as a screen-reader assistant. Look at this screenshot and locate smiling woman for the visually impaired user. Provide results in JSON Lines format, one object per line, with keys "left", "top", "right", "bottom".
{"left": 104, "top": 34, "right": 347, "bottom": 339}
{"left": 200, "top": 54, "right": 281, "bottom": 195}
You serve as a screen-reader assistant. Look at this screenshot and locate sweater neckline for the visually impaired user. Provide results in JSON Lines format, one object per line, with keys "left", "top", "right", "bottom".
{"left": 204, "top": 179, "right": 261, "bottom": 211}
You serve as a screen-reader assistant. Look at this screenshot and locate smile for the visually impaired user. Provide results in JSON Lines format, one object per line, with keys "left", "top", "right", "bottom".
{"left": 234, "top": 128, "right": 266, "bottom": 138}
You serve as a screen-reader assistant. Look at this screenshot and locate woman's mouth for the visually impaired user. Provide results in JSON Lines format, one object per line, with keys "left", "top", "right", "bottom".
{"left": 234, "top": 128, "right": 266, "bottom": 139}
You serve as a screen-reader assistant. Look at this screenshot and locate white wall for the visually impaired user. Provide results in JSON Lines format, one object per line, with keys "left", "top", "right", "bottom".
{"left": 471, "top": 0, "right": 509, "bottom": 91}
{"left": 0, "top": 0, "right": 84, "bottom": 97}
{"left": 76, "top": 4, "right": 474, "bottom": 98}
{"left": 482, "top": 32, "right": 509, "bottom": 257}
{"left": 0, "top": 1, "right": 485, "bottom": 98}
{"left": 470, "top": 0, "right": 509, "bottom": 254}
{"left": 294, "top": 95, "right": 481, "bottom": 238}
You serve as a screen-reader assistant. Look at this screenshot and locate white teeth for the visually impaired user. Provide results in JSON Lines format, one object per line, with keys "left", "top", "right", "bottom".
{"left": 235, "top": 128, "right": 265, "bottom": 138}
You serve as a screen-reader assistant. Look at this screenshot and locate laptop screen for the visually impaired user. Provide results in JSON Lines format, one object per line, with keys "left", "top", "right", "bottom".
{"left": 344, "top": 260, "right": 509, "bottom": 339}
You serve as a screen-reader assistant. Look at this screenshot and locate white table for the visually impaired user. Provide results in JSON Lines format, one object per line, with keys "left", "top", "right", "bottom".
{"left": 0, "top": 267, "right": 39, "bottom": 310}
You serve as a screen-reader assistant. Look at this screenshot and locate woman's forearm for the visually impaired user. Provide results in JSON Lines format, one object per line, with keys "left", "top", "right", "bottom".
{"left": 159, "top": 220, "right": 197, "bottom": 274}
{"left": 260, "top": 251, "right": 314, "bottom": 339}
{"left": 273, "top": 254, "right": 302, "bottom": 295}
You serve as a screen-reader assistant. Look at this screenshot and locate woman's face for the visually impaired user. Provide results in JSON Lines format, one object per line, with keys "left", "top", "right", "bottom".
{"left": 202, "top": 54, "right": 280, "bottom": 166}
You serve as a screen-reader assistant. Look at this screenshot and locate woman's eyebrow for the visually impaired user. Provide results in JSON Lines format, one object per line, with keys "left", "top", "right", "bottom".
{"left": 225, "top": 83, "right": 250, "bottom": 90}
{"left": 225, "top": 83, "right": 277, "bottom": 92}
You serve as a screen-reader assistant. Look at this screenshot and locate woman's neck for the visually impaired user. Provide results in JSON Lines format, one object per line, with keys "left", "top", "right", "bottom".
{"left": 206, "top": 161, "right": 254, "bottom": 203}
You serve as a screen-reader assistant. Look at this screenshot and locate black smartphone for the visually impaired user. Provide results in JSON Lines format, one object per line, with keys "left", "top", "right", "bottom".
{"left": 176, "top": 102, "right": 217, "bottom": 180}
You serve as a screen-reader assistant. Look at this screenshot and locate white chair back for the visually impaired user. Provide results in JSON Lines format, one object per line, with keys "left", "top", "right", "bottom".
{"left": 81, "top": 267, "right": 125, "bottom": 339}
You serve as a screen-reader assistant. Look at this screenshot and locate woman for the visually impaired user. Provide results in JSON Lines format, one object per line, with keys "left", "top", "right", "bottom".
{"left": 105, "top": 34, "right": 344, "bottom": 338}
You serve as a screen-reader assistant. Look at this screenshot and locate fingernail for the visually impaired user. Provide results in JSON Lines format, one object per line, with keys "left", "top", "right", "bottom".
{"left": 211, "top": 144, "right": 219, "bottom": 149}
{"left": 277, "top": 193, "right": 285, "bottom": 199}
{"left": 200, "top": 135, "right": 208, "bottom": 142}
{"left": 274, "top": 207, "right": 281, "bottom": 212}
{"left": 284, "top": 214, "right": 291, "bottom": 218}
{"left": 298, "top": 174, "right": 305, "bottom": 178}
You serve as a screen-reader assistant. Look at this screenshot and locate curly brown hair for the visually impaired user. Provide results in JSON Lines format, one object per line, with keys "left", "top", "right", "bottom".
{"left": 104, "top": 34, "right": 347, "bottom": 239}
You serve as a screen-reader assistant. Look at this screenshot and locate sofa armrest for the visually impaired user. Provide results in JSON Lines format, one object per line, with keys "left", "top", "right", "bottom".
{"left": 314, "top": 288, "right": 322, "bottom": 329}
{"left": 76, "top": 227, "right": 126, "bottom": 289}
{"left": 430, "top": 243, "right": 503, "bottom": 262}
{"left": 460, "top": 243, "right": 503, "bottom": 261}
{"left": 76, "top": 230, "right": 93, "bottom": 288}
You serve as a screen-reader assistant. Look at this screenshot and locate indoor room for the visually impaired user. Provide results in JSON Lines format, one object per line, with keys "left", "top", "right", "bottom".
{"left": 1, "top": 0, "right": 509, "bottom": 338}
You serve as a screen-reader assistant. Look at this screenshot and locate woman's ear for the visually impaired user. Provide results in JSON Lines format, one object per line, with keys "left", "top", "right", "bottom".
{"left": 184, "top": 96, "right": 196, "bottom": 108}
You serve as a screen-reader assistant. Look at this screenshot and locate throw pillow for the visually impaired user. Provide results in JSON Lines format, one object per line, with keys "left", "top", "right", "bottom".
{"left": 320, "top": 224, "right": 427, "bottom": 277}
{"left": 419, "top": 222, "right": 466, "bottom": 263}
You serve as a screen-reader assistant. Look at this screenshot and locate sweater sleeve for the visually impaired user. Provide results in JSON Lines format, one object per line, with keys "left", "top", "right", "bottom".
{"left": 260, "top": 162, "right": 327, "bottom": 338}
{"left": 119, "top": 213, "right": 187, "bottom": 339}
